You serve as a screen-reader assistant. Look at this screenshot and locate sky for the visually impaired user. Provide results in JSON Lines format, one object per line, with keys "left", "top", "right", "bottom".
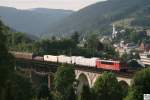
{"left": 0, "top": 0, "right": 105, "bottom": 11}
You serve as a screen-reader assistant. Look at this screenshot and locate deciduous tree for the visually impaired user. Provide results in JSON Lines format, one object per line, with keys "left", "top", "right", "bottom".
{"left": 0, "top": 20, "right": 33, "bottom": 100}
{"left": 78, "top": 85, "right": 92, "bottom": 100}
{"left": 125, "top": 68, "right": 150, "bottom": 100}
{"left": 93, "top": 72, "right": 122, "bottom": 100}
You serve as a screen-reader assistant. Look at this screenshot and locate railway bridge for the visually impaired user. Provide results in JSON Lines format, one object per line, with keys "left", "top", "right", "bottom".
{"left": 16, "top": 58, "right": 133, "bottom": 89}
{"left": 75, "top": 69, "right": 132, "bottom": 88}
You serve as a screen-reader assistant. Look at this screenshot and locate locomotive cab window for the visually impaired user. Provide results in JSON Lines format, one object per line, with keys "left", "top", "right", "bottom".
{"left": 101, "top": 61, "right": 114, "bottom": 65}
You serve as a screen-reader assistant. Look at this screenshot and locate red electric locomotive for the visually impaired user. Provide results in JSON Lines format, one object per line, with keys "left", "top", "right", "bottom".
{"left": 96, "top": 60, "right": 127, "bottom": 71}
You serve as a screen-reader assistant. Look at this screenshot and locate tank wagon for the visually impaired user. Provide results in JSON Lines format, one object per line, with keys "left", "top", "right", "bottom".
{"left": 11, "top": 51, "right": 44, "bottom": 61}
{"left": 11, "top": 51, "right": 33, "bottom": 60}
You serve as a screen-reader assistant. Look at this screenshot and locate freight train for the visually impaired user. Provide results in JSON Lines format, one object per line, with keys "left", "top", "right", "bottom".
{"left": 11, "top": 52, "right": 128, "bottom": 72}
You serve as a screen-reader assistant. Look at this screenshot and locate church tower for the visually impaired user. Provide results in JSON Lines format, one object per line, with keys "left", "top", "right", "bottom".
{"left": 112, "top": 24, "right": 117, "bottom": 38}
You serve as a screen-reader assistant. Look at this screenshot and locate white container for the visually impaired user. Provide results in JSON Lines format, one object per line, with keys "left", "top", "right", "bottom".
{"left": 58, "top": 55, "right": 71, "bottom": 64}
{"left": 77, "top": 57, "right": 90, "bottom": 66}
{"left": 65, "top": 56, "right": 72, "bottom": 64}
{"left": 75, "top": 56, "right": 84, "bottom": 65}
{"left": 89, "top": 58, "right": 99, "bottom": 67}
{"left": 82, "top": 58, "right": 88, "bottom": 66}
{"left": 44, "top": 55, "right": 58, "bottom": 62}
{"left": 71, "top": 56, "right": 77, "bottom": 64}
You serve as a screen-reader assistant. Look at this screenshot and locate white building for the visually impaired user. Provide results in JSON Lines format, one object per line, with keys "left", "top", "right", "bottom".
{"left": 140, "top": 52, "right": 150, "bottom": 66}
{"left": 115, "top": 42, "right": 138, "bottom": 56}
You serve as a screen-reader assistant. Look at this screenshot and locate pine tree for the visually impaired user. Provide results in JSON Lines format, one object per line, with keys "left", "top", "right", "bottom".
{"left": 54, "top": 65, "right": 76, "bottom": 100}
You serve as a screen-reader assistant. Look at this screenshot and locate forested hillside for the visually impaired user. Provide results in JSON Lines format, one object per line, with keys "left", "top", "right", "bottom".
{"left": 47, "top": 0, "right": 150, "bottom": 36}
{"left": 1, "top": 0, "right": 150, "bottom": 37}
{"left": 0, "top": 6, "right": 73, "bottom": 36}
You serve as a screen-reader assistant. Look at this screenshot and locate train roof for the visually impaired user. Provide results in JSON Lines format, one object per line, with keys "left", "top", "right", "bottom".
{"left": 97, "top": 59, "right": 120, "bottom": 63}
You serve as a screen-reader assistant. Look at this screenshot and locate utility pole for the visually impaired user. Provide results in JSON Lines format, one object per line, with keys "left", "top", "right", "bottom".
{"left": 12, "top": 32, "right": 15, "bottom": 47}
{"left": 70, "top": 48, "right": 72, "bottom": 56}
{"left": 93, "top": 48, "right": 95, "bottom": 57}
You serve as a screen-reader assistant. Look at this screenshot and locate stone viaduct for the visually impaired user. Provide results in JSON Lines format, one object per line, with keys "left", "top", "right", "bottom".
{"left": 75, "top": 69, "right": 132, "bottom": 88}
